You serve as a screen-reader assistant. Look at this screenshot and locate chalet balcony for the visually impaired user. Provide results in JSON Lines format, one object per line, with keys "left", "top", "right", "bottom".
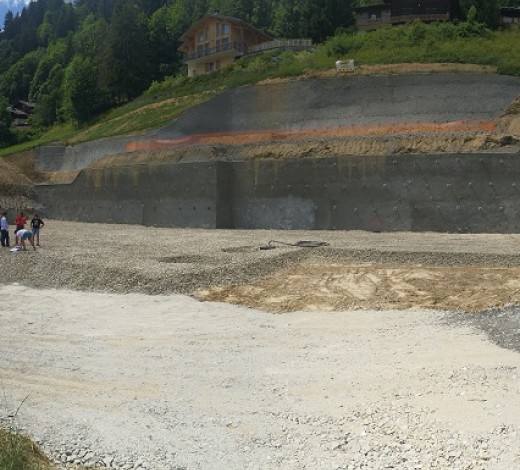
{"left": 183, "top": 39, "right": 313, "bottom": 61}
{"left": 356, "top": 13, "right": 449, "bottom": 30}
{"left": 247, "top": 39, "right": 313, "bottom": 54}
{"left": 184, "top": 42, "right": 246, "bottom": 61}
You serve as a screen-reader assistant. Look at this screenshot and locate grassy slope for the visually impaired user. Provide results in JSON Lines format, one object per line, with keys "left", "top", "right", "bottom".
{"left": 1, "top": 22, "right": 519, "bottom": 158}
{"left": 0, "top": 427, "right": 55, "bottom": 470}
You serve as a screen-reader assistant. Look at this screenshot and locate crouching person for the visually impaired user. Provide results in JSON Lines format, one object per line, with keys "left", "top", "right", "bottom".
{"left": 16, "top": 228, "right": 36, "bottom": 251}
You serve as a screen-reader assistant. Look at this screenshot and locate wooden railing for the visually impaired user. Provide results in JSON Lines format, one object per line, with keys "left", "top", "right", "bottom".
{"left": 248, "top": 39, "right": 313, "bottom": 54}
{"left": 184, "top": 39, "right": 313, "bottom": 61}
{"left": 356, "top": 13, "right": 449, "bottom": 28}
{"left": 184, "top": 42, "right": 246, "bottom": 61}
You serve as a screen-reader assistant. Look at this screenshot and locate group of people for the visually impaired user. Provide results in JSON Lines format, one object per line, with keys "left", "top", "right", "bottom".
{"left": 0, "top": 211, "right": 44, "bottom": 251}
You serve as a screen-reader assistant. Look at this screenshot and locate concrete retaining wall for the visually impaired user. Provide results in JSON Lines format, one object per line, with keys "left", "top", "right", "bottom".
{"left": 35, "top": 136, "right": 137, "bottom": 172}
{"left": 35, "top": 73, "right": 520, "bottom": 172}
{"left": 35, "top": 153, "right": 520, "bottom": 233}
{"left": 154, "top": 74, "right": 520, "bottom": 138}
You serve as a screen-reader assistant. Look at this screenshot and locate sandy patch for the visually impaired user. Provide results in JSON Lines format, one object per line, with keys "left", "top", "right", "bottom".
{"left": 198, "top": 262, "right": 520, "bottom": 313}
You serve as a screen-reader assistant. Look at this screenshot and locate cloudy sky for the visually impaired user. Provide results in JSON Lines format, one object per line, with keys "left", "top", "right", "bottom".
{"left": 0, "top": 0, "right": 31, "bottom": 28}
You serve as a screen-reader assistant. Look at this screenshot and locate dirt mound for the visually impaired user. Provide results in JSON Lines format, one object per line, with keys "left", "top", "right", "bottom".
{"left": 258, "top": 63, "right": 497, "bottom": 85}
{"left": 497, "top": 96, "right": 520, "bottom": 138}
{"left": 86, "top": 132, "right": 517, "bottom": 169}
{"left": 0, "top": 157, "right": 32, "bottom": 185}
{"left": 197, "top": 261, "right": 520, "bottom": 313}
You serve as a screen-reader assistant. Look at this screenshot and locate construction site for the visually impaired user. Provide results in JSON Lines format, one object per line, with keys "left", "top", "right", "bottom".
{"left": 1, "top": 65, "right": 520, "bottom": 469}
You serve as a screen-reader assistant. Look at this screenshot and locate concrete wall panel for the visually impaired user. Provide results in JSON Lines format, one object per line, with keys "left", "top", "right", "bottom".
{"left": 35, "top": 153, "right": 520, "bottom": 233}
{"left": 233, "top": 196, "right": 315, "bottom": 229}
{"left": 36, "top": 74, "right": 520, "bottom": 173}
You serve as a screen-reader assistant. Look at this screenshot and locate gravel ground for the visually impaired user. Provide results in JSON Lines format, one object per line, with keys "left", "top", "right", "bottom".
{"left": 3, "top": 220, "right": 520, "bottom": 296}
{"left": 1, "top": 220, "right": 520, "bottom": 469}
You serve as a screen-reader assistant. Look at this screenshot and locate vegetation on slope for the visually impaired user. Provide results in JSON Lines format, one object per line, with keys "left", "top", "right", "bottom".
{"left": 0, "top": 1, "right": 518, "bottom": 156}
{"left": 0, "top": 427, "right": 55, "bottom": 470}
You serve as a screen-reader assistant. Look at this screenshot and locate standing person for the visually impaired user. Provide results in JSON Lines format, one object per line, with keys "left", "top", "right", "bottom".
{"left": 14, "top": 211, "right": 26, "bottom": 245}
{"left": 15, "top": 229, "right": 36, "bottom": 251}
{"left": 0, "top": 212, "right": 9, "bottom": 247}
{"left": 30, "top": 213, "right": 44, "bottom": 246}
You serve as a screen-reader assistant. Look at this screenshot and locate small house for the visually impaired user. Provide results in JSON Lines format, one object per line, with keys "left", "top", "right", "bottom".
{"left": 355, "top": 0, "right": 455, "bottom": 31}
{"left": 179, "top": 14, "right": 312, "bottom": 76}
{"left": 501, "top": 7, "right": 520, "bottom": 26}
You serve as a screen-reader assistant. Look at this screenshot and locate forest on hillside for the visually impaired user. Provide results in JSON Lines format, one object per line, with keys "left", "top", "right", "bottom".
{"left": 0, "top": 0, "right": 518, "bottom": 148}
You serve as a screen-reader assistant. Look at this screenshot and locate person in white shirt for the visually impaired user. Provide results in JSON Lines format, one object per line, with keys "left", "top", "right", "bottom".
{"left": 15, "top": 229, "right": 36, "bottom": 251}
{"left": 0, "top": 212, "right": 9, "bottom": 247}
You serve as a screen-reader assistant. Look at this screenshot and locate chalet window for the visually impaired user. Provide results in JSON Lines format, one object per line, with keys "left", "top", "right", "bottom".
{"left": 217, "top": 23, "right": 230, "bottom": 37}
{"left": 197, "top": 27, "right": 209, "bottom": 44}
{"left": 216, "top": 37, "right": 229, "bottom": 50}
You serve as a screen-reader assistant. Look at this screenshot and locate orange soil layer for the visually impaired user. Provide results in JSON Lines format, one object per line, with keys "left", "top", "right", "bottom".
{"left": 127, "top": 120, "right": 496, "bottom": 152}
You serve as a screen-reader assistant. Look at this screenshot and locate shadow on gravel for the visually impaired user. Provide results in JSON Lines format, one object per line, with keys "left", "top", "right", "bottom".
{"left": 448, "top": 307, "right": 520, "bottom": 354}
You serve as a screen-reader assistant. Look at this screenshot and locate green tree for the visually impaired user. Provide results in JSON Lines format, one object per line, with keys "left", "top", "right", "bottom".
{"left": 459, "top": 0, "right": 501, "bottom": 26}
{"left": 273, "top": 0, "right": 353, "bottom": 42}
{"left": 272, "top": 0, "right": 300, "bottom": 37}
{"left": 0, "top": 96, "right": 13, "bottom": 147}
{"left": 29, "top": 39, "right": 69, "bottom": 101}
{"left": 149, "top": 3, "right": 190, "bottom": 78}
{"left": 99, "top": 0, "right": 152, "bottom": 101}
{"left": 0, "top": 49, "right": 44, "bottom": 102}
{"left": 32, "top": 63, "right": 64, "bottom": 126}
{"left": 62, "top": 55, "right": 107, "bottom": 123}
{"left": 72, "top": 14, "right": 107, "bottom": 58}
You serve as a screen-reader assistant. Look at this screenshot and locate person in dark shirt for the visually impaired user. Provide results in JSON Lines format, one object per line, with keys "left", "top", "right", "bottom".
{"left": 30, "top": 213, "right": 45, "bottom": 246}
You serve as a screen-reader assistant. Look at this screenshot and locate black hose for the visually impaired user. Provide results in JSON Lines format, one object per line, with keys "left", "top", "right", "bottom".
{"left": 259, "top": 240, "right": 329, "bottom": 250}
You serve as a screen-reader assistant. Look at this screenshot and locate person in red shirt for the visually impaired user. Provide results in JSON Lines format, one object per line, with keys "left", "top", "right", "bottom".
{"left": 14, "top": 211, "right": 26, "bottom": 245}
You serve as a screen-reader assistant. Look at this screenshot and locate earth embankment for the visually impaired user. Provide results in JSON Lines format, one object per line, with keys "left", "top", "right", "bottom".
{"left": 35, "top": 72, "right": 520, "bottom": 172}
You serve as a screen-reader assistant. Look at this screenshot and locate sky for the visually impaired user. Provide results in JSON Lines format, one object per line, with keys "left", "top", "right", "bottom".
{"left": 0, "top": 0, "right": 31, "bottom": 28}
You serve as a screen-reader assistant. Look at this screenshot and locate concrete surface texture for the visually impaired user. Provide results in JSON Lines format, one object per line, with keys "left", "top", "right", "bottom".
{"left": 153, "top": 73, "right": 518, "bottom": 136}
{"left": 35, "top": 73, "right": 520, "bottom": 172}
{"left": 35, "top": 152, "right": 520, "bottom": 232}
{"left": 32, "top": 72, "right": 520, "bottom": 232}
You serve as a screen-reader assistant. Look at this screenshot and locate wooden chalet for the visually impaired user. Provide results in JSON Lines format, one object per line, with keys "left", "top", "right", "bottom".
{"left": 179, "top": 14, "right": 312, "bottom": 76}
{"left": 501, "top": 7, "right": 520, "bottom": 26}
{"left": 355, "top": 0, "right": 456, "bottom": 31}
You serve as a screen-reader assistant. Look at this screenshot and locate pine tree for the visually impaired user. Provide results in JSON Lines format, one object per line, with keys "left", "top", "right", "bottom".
{"left": 99, "top": 0, "right": 152, "bottom": 101}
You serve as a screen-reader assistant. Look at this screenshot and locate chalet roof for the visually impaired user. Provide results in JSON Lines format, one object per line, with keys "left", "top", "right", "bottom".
{"left": 501, "top": 7, "right": 520, "bottom": 17}
{"left": 354, "top": 3, "right": 389, "bottom": 13}
{"left": 7, "top": 107, "right": 28, "bottom": 118}
{"left": 14, "top": 100, "right": 35, "bottom": 109}
{"left": 179, "top": 14, "right": 273, "bottom": 43}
